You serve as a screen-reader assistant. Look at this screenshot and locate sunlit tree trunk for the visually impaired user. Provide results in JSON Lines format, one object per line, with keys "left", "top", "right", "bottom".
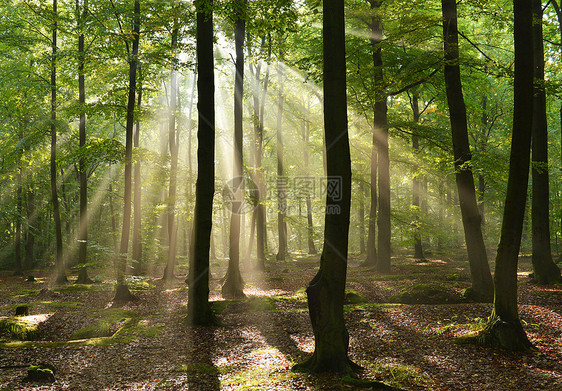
{"left": 249, "top": 41, "right": 270, "bottom": 268}
{"left": 164, "top": 22, "right": 180, "bottom": 281}
{"left": 367, "top": 0, "right": 390, "bottom": 272}
{"left": 480, "top": 0, "right": 534, "bottom": 351}
{"left": 363, "top": 142, "right": 377, "bottom": 266}
{"left": 76, "top": 0, "right": 93, "bottom": 284}
{"left": 114, "top": 0, "right": 140, "bottom": 303}
{"left": 276, "top": 56, "right": 287, "bottom": 261}
{"left": 109, "top": 121, "right": 118, "bottom": 256}
{"left": 185, "top": 71, "right": 196, "bottom": 258}
{"left": 187, "top": 0, "right": 216, "bottom": 325}
{"left": 411, "top": 93, "right": 424, "bottom": 260}
{"left": 358, "top": 182, "right": 366, "bottom": 254}
{"left": 478, "top": 94, "right": 487, "bottom": 225}
{"left": 221, "top": 0, "right": 247, "bottom": 299}
{"left": 552, "top": 0, "right": 562, "bottom": 264}
{"left": 51, "top": 0, "right": 66, "bottom": 284}
{"left": 24, "top": 183, "right": 35, "bottom": 270}
{"left": 294, "top": 0, "right": 358, "bottom": 374}
{"left": 132, "top": 67, "right": 143, "bottom": 276}
{"left": 14, "top": 162, "right": 23, "bottom": 276}
{"left": 442, "top": 0, "right": 493, "bottom": 300}
{"left": 531, "top": 0, "right": 561, "bottom": 284}
{"left": 304, "top": 103, "right": 317, "bottom": 255}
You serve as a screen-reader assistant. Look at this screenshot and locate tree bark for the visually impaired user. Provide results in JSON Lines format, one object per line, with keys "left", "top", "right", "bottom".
{"left": 14, "top": 164, "right": 23, "bottom": 276}
{"left": 221, "top": 0, "right": 247, "bottom": 299}
{"left": 132, "top": 66, "right": 143, "bottom": 276}
{"left": 24, "top": 184, "right": 35, "bottom": 271}
{"left": 293, "top": 0, "right": 358, "bottom": 374}
{"left": 51, "top": 0, "right": 66, "bottom": 284}
{"left": 276, "top": 56, "right": 287, "bottom": 261}
{"left": 368, "top": 0, "right": 390, "bottom": 272}
{"left": 411, "top": 93, "right": 424, "bottom": 260}
{"left": 478, "top": 94, "right": 487, "bottom": 226}
{"left": 442, "top": 0, "right": 493, "bottom": 300}
{"left": 114, "top": 0, "right": 140, "bottom": 303}
{"left": 76, "top": 0, "right": 93, "bottom": 285}
{"left": 482, "top": 0, "right": 534, "bottom": 351}
{"left": 554, "top": 0, "right": 562, "bottom": 263}
{"left": 164, "top": 22, "right": 180, "bottom": 281}
{"left": 249, "top": 44, "right": 270, "bottom": 268}
{"left": 304, "top": 105, "right": 317, "bottom": 255}
{"left": 531, "top": 0, "right": 561, "bottom": 284}
{"left": 187, "top": 0, "right": 216, "bottom": 325}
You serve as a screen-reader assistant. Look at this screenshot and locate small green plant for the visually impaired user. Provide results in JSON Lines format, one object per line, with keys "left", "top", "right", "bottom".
{"left": 124, "top": 276, "right": 155, "bottom": 290}
{"left": 367, "top": 362, "right": 432, "bottom": 389}
{"left": 26, "top": 364, "right": 55, "bottom": 382}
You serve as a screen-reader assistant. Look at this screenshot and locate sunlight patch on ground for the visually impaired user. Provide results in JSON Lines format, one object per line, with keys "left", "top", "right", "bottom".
{"left": 289, "top": 334, "right": 314, "bottom": 354}
{"left": 25, "top": 313, "right": 53, "bottom": 323}
{"left": 242, "top": 286, "right": 291, "bottom": 297}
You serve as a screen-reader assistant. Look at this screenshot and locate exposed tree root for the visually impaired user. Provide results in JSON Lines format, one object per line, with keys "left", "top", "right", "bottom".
{"left": 75, "top": 268, "right": 94, "bottom": 284}
{"left": 112, "top": 283, "right": 138, "bottom": 305}
{"left": 292, "top": 353, "right": 362, "bottom": 376}
{"left": 455, "top": 317, "right": 534, "bottom": 351}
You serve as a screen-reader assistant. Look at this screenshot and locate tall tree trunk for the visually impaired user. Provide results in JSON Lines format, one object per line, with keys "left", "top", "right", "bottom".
{"left": 294, "top": 0, "right": 358, "bottom": 374}
{"left": 369, "top": 0, "right": 391, "bottom": 272}
{"left": 411, "top": 93, "right": 425, "bottom": 260}
{"left": 478, "top": 0, "right": 535, "bottom": 351}
{"left": 187, "top": 0, "right": 216, "bottom": 325}
{"left": 479, "top": 94, "right": 487, "bottom": 225}
{"left": 24, "top": 184, "right": 35, "bottom": 270}
{"left": 276, "top": 57, "right": 287, "bottom": 261}
{"left": 76, "top": 0, "right": 92, "bottom": 284}
{"left": 51, "top": 0, "right": 66, "bottom": 284}
{"left": 221, "top": 0, "right": 247, "bottom": 299}
{"left": 442, "top": 0, "right": 493, "bottom": 300}
{"left": 14, "top": 164, "right": 23, "bottom": 276}
{"left": 132, "top": 66, "right": 143, "bottom": 276}
{"left": 250, "top": 45, "right": 270, "bottom": 268}
{"left": 185, "top": 71, "right": 196, "bottom": 258}
{"left": 109, "top": 122, "right": 118, "bottom": 256}
{"left": 358, "top": 182, "right": 366, "bottom": 254}
{"left": 304, "top": 104, "right": 317, "bottom": 255}
{"left": 363, "top": 143, "right": 378, "bottom": 266}
{"left": 114, "top": 0, "right": 140, "bottom": 303}
{"left": 551, "top": 0, "right": 562, "bottom": 264}
{"left": 531, "top": 0, "right": 561, "bottom": 284}
{"left": 164, "top": 22, "right": 180, "bottom": 281}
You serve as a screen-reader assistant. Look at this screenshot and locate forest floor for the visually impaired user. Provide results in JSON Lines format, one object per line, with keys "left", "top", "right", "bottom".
{"left": 1, "top": 250, "right": 562, "bottom": 390}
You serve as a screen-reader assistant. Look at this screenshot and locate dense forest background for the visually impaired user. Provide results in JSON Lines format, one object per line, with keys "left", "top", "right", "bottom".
{"left": 1, "top": 0, "right": 562, "bottom": 389}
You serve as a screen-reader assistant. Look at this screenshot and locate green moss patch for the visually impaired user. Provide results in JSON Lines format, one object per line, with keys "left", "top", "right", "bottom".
{"left": 1, "top": 301, "right": 83, "bottom": 312}
{"left": 345, "top": 289, "right": 367, "bottom": 304}
{"left": 365, "top": 362, "right": 432, "bottom": 390}
{"left": 389, "top": 283, "right": 463, "bottom": 304}
{"left": 0, "top": 316, "right": 42, "bottom": 340}
{"left": 71, "top": 308, "right": 139, "bottom": 340}
{"left": 213, "top": 297, "right": 277, "bottom": 314}
{"left": 12, "top": 289, "right": 40, "bottom": 298}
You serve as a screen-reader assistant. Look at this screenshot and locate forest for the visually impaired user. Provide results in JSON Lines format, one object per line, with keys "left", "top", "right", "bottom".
{"left": 1, "top": 0, "right": 562, "bottom": 389}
